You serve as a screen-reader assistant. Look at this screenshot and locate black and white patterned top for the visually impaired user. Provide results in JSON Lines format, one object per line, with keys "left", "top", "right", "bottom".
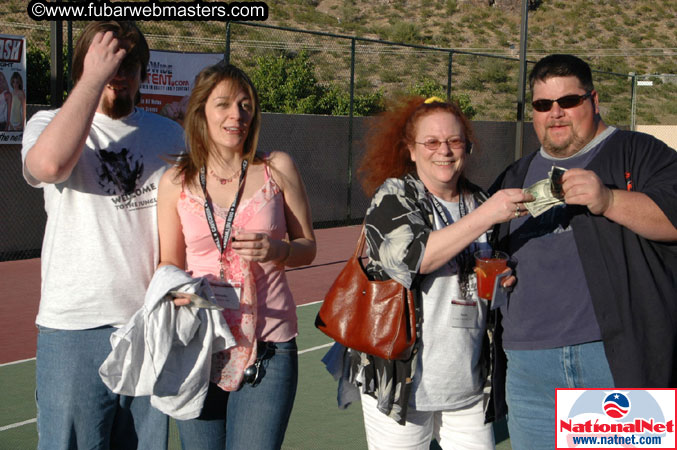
{"left": 345, "top": 173, "right": 489, "bottom": 424}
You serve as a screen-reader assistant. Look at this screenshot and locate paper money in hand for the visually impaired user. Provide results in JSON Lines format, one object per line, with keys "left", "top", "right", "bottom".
{"left": 523, "top": 179, "right": 564, "bottom": 217}
{"left": 169, "top": 291, "right": 224, "bottom": 310}
{"left": 548, "top": 166, "right": 567, "bottom": 199}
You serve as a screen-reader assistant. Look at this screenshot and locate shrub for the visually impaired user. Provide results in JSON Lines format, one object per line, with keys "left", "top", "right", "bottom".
{"left": 637, "top": 110, "right": 658, "bottom": 125}
{"left": 605, "top": 104, "right": 631, "bottom": 125}
{"left": 251, "top": 50, "right": 322, "bottom": 114}
{"left": 446, "top": 0, "right": 458, "bottom": 15}
{"left": 664, "top": 99, "right": 677, "bottom": 116}
{"left": 380, "top": 70, "right": 402, "bottom": 83}
{"left": 494, "top": 81, "right": 514, "bottom": 94}
{"left": 388, "top": 21, "right": 422, "bottom": 44}
{"left": 460, "top": 76, "right": 484, "bottom": 91}
{"left": 250, "top": 50, "right": 383, "bottom": 116}
{"left": 27, "top": 44, "right": 68, "bottom": 105}
{"left": 480, "top": 59, "right": 512, "bottom": 84}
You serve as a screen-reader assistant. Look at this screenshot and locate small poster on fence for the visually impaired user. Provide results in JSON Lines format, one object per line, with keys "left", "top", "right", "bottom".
{"left": 139, "top": 50, "right": 224, "bottom": 126}
{"left": 0, "top": 34, "right": 26, "bottom": 145}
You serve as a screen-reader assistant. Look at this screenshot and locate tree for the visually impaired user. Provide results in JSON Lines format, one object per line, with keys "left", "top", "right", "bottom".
{"left": 317, "top": 86, "right": 384, "bottom": 116}
{"left": 26, "top": 45, "right": 51, "bottom": 105}
{"left": 26, "top": 44, "right": 68, "bottom": 105}
{"left": 250, "top": 50, "right": 384, "bottom": 116}
{"left": 250, "top": 50, "right": 322, "bottom": 114}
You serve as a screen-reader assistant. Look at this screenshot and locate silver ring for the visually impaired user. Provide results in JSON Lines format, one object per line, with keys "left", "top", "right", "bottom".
{"left": 514, "top": 210, "right": 520, "bottom": 218}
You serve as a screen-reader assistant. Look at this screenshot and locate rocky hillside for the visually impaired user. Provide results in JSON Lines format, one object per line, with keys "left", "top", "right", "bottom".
{"left": 1, "top": 0, "right": 676, "bottom": 123}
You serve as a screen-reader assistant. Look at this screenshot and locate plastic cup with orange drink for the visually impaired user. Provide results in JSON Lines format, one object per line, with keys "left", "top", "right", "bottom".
{"left": 474, "top": 249, "right": 509, "bottom": 300}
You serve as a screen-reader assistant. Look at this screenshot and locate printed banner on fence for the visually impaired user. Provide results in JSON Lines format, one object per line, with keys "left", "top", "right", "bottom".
{"left": 556, "top": 388, "right": 676, "bottom": 449}
{"left": 139, "top": 50, "right": 224, "bottom": 125}
{"left": 0, "top": 34, "right": 26, "bottom": 145}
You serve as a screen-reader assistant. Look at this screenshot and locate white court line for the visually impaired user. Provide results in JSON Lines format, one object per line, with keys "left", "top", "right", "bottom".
{"left": 297, "top": 300, "right": 333, "bottom": 355}
{"left": 0, "top": 418, "right": 36, "bottom": 432}
{"left": 0, "top": 358, "right": 38, "bottom": 433}
{"left": 0, "top": 331, "right": 332, "bottom": 434}
{"left": 298, "top": 300, "right": 323, "bottom": 307}
{"left": 298, "top": 342, "right": 333, "bottom": 355}
{"left": 0, "top": 357, "right": 35, "bottom": 368}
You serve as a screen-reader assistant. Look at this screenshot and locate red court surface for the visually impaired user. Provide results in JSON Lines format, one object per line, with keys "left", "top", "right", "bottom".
{"left": 0, "top": 225, "right": 362, "bottom": 365}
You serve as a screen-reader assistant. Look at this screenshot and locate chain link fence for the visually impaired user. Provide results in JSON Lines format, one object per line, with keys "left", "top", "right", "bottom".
{"left": 1, "top": 19, "right": 674, "bottom": 261}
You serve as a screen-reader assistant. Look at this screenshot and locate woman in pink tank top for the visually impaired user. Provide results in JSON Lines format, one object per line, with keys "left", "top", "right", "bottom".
{"left": 156, "top": 62, "right": 316, "bottom": 449}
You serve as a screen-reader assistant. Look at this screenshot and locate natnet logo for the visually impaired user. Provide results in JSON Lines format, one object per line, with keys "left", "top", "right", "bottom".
{"left": 556, "top": 389, "right": 676, "bottom": 448}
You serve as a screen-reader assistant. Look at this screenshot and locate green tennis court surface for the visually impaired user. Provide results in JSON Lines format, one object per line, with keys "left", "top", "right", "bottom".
{"left": 0, "top": 302, "right": 510, "bottom": 449}
{"left": 0, "top": 228, "right": 510, "bottom": 448}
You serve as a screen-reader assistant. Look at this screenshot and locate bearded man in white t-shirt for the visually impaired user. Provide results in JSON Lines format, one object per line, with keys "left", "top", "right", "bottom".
{"left": 21, "top": 21, "right": 185, "bottom": 450}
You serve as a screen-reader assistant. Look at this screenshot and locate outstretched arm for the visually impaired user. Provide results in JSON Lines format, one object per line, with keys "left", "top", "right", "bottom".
{"left": 562, "top": 168, "right": 677, "bottom": 242}
{"left": 24, "top": 31, "right": 127, "bottom": 184}
{"left": 420, "top": 188, "right": 533, "bottom": 274}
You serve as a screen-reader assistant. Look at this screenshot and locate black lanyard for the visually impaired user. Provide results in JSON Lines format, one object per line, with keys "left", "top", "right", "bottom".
{"left": 429, "top": 193, "right": 467, "bottom": 227}
{"left": 199, "top": 159, "right": 248, "bottom": 280}
{"left": 428, "top": 192, "right": 475, "bottom": 299}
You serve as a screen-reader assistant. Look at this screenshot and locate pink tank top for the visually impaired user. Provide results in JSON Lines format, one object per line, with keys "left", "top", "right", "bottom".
{"left": 177, "top": 159, "right": 298, "bottom": 342}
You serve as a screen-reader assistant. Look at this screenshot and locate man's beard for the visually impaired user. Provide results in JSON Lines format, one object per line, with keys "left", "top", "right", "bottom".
{"left": 101, "top": 92, "right": 135, "bottom": 119}
{"left": 542, "top": 127, "right": 588, "bottom": 157}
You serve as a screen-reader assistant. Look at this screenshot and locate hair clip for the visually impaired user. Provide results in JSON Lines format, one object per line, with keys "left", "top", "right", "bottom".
{"left": 424, "top": 96, "right": 445, "bottom": 104}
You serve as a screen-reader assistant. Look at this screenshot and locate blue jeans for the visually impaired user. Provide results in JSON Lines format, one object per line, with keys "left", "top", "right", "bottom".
{"left": 504, "top": 341, "right": 614, "bottom": 450}
{"left": 36, "top": 326, "right": 168, "bottom": 450}
{"left": 176, "top": 338, "right": 298, "bottom": 450}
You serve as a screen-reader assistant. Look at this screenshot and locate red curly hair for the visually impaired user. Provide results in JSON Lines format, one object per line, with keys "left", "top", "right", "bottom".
{"left": 358, "top": 96, "right": 475, "bottom": 197}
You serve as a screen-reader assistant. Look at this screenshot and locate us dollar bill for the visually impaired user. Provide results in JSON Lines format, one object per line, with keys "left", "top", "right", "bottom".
{"left": 548, "top": 166, "right": 567, "bottom": 199}
{"left": 523, "top": 179, "right": 564, "bottom": 217}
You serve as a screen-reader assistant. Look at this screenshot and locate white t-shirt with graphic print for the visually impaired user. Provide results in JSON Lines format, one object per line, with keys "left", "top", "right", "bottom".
{"left": 22, "top": 107, "right": 185, "bottom": 330}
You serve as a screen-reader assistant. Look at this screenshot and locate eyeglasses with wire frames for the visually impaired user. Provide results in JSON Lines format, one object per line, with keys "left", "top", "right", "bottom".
{"left": 531, "top": 92, "right": 593, "bottom": 112}
{"left": 414, "top": 137, "right": 470, "bottom": 152}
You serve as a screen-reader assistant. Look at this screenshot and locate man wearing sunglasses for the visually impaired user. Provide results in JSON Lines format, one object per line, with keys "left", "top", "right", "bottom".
{"left": 489, "top": 54, "right": 677, "bottom": 449}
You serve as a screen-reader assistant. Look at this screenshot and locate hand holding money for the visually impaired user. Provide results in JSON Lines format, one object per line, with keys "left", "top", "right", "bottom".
{"left": 522, "top": 166, "right": 567, "bottom": 217}
{"left": 558, "top": 168, "right": 613, "bottom": 215}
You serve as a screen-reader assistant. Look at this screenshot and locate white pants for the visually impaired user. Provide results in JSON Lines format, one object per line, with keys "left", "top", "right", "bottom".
{"left": 360, "top": 392, "right": 495, "bottom": 450}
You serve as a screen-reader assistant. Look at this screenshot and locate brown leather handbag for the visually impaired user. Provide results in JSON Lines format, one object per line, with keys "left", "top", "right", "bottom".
{"left": 315, "top": 226, "right": 417, "bottom": 360}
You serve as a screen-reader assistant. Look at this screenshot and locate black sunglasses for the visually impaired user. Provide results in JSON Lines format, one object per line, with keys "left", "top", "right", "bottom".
{"left": 242, "top": 361, "right": 263, "bottom": 386}
{"left": 531, "top": 92, "right": 592, "bottom": 112}
{"left": 242, "top": 344, "right": 273, "bottom": 386}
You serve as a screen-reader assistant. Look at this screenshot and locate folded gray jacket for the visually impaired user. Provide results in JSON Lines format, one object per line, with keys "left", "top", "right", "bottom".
{"left": 99, "top": 265, "right": 237, "bottom": 420}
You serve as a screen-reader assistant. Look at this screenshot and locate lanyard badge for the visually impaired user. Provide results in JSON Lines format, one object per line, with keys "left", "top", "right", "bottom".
{"left": 200, "top": 159, "right": 248, "bottom": 280}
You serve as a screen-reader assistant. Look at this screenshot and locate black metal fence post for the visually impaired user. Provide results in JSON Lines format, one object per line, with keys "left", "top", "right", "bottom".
{"left": 447, "top": 51, "right": 453, "bottom": 101}
{"left": 347, "top": 38, "right": 356, "bottom": 222}
{"left": 67, "top": 21, "right": 73, "bottom": 92}
{"left": 225, "top": 22, "right": 231, "bottom": 64}
{"left": 514, "top": 0, "right": 530, "bottom": 161}
{"left": 50, "top": 21, "right": 63, "bottom": 107}
{"left": 630, "top": 73, "right": 637, "bottom": 131}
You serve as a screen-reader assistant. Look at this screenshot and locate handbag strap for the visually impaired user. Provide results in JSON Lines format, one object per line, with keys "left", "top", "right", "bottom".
{"left": 353, "top": 225, "right": 367, "bottom": 259}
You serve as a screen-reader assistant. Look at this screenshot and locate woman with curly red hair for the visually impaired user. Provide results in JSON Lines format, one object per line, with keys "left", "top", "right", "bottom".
{"left": 334, "top": 96, "right": 533, "bottom": 449}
